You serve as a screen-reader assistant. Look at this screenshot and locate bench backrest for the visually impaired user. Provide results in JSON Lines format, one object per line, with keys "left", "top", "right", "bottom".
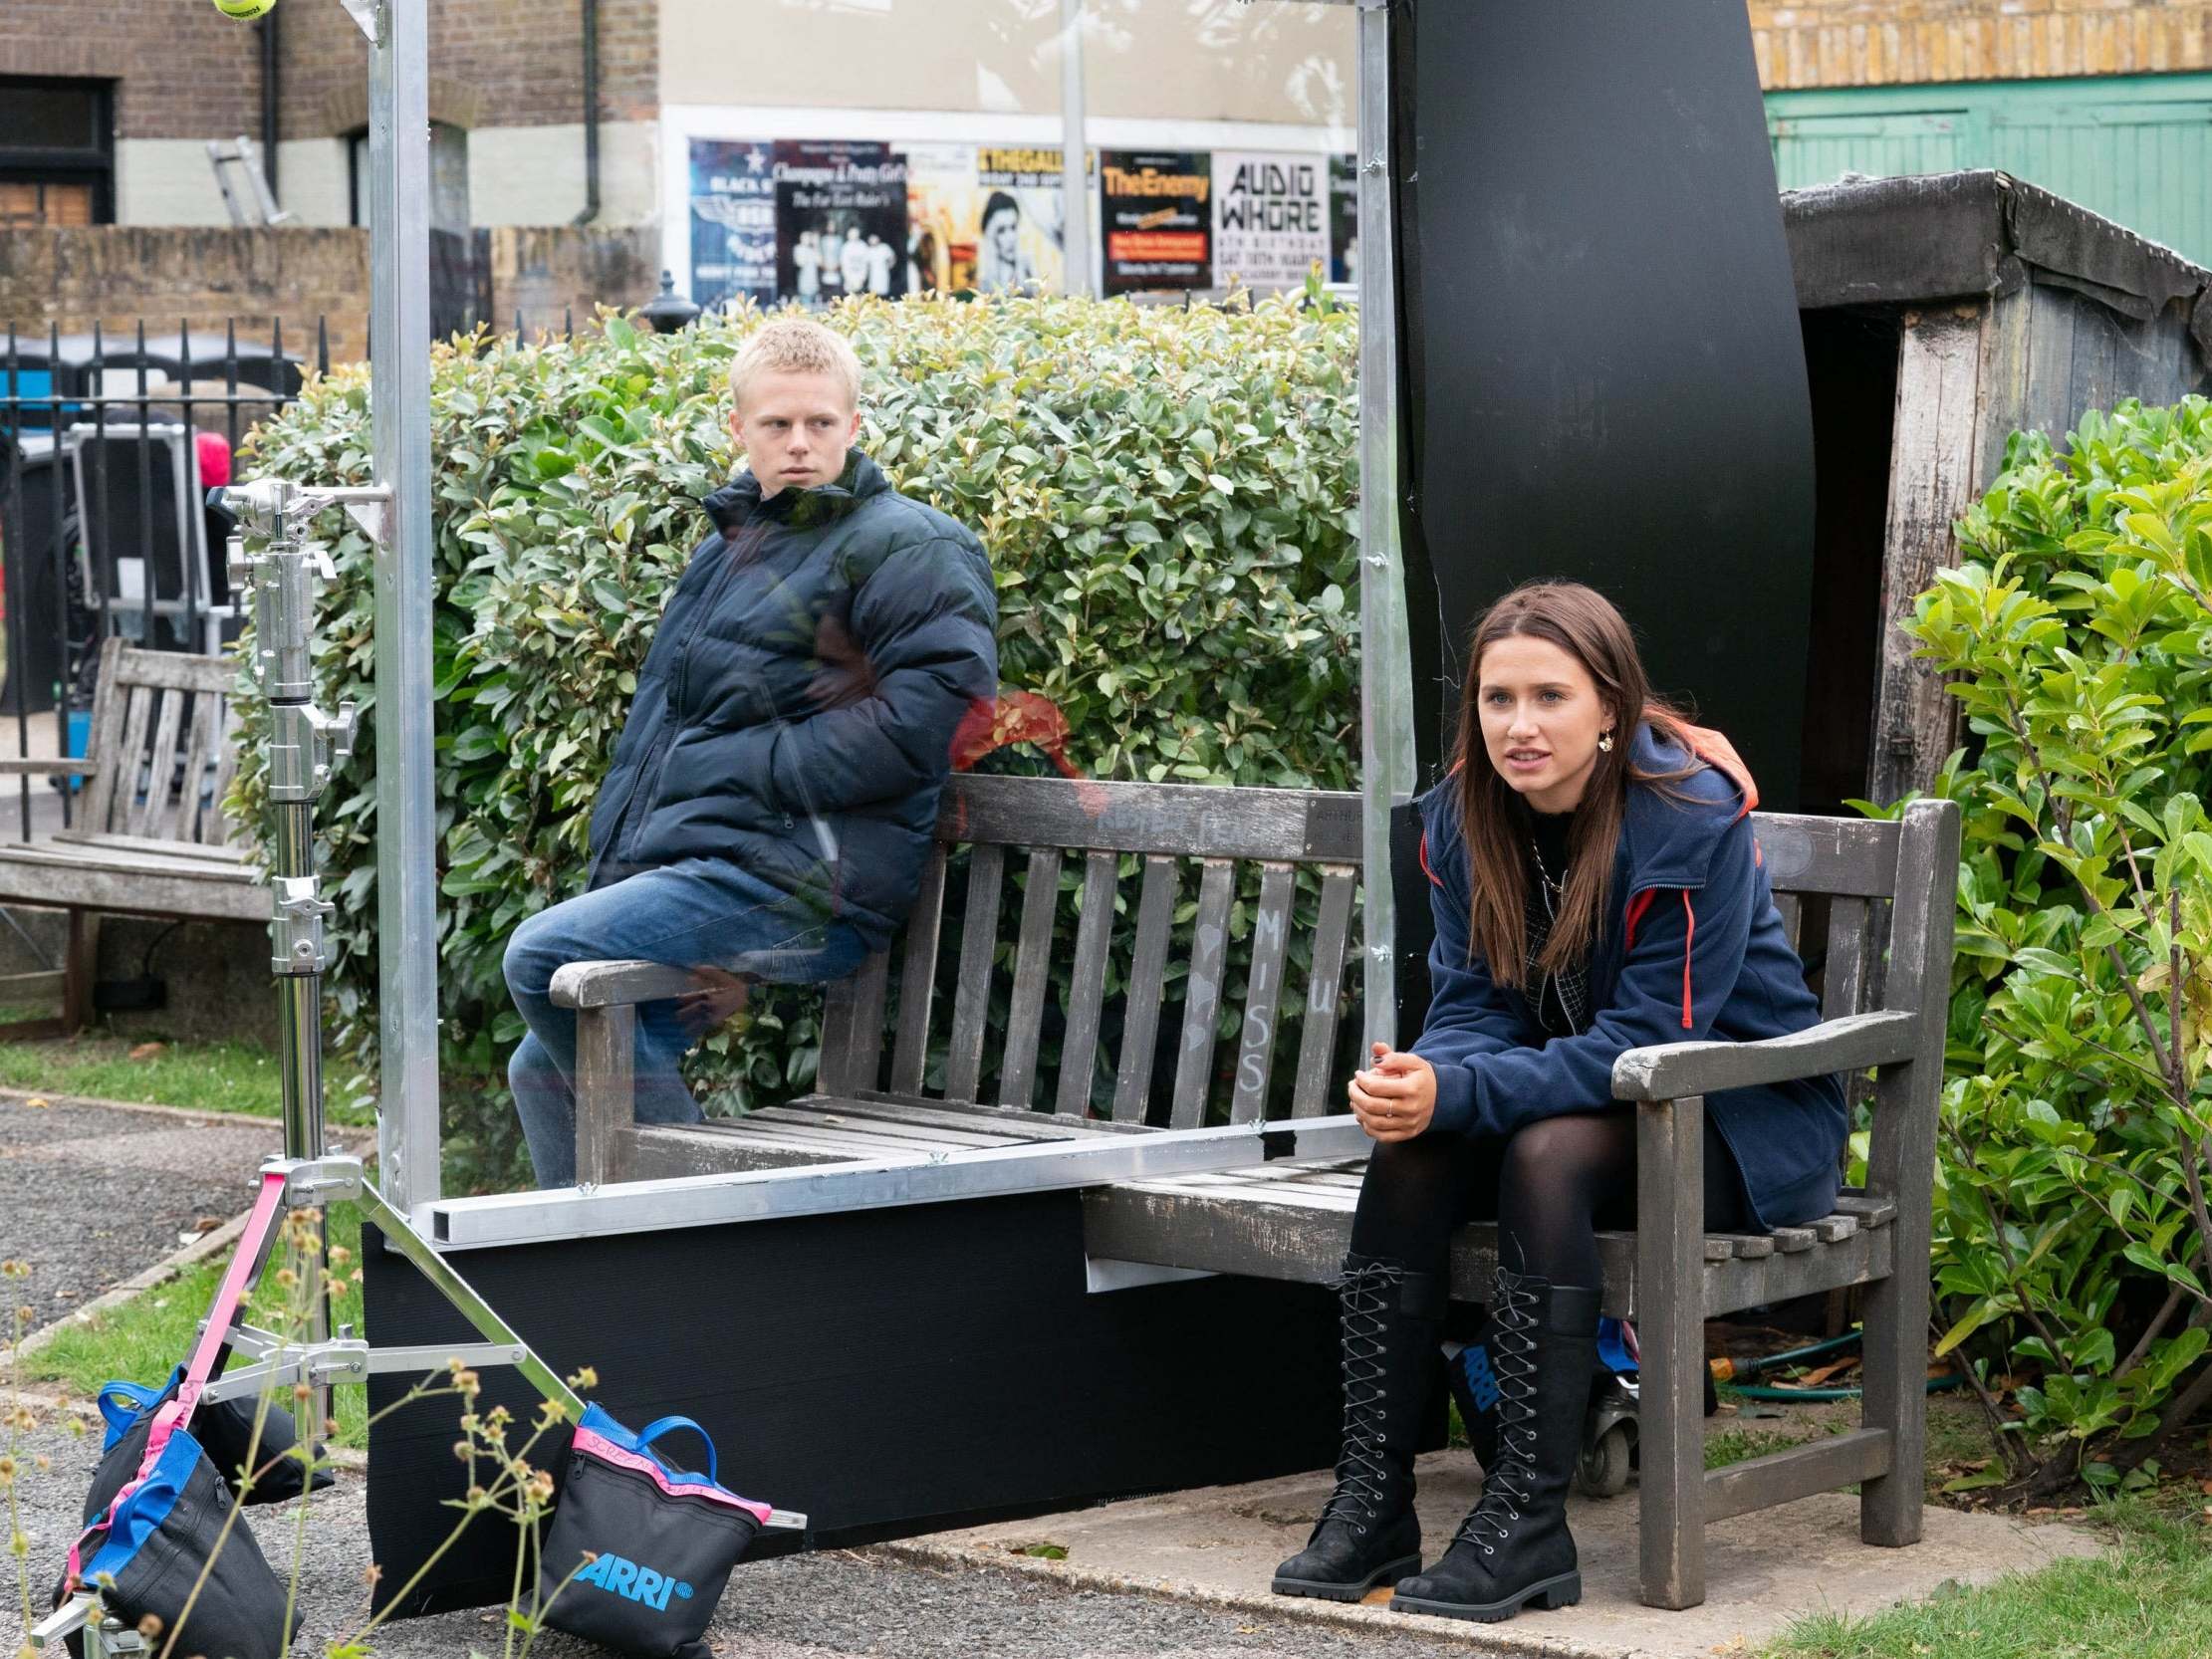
{"left": 819, "top": 777, "right": 1938, "bottom": 1151}
{"left": 819, "top": 774, "right": 1362, "bottom": 1125}
{"left": 70, "top": 636, "right": 240, "bottom": 848}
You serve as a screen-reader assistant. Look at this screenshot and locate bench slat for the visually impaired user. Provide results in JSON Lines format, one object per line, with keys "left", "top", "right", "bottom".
{"left": 1082, "top": 1182, "right": 1896, "bottom": 1321}
{"left": 820, "top": 951, "right": 890, "bottom": 1097}
{"left": 1822, "top": 894, "right": 1869, "bottom": 1025}
{"left": 1170, "top": 858, "right": 1236, "bottom": 1129}
{"left": 77, "top": 638, "right": 131, "bottom": 834}
{"left": 1055, "top": 850, "right": 1119, "bottom": 1117}
{"left": 1110, "top": 855, "right": 1179, "bottom": 1124}
{"left": 112, "top": 683, "right": 154, "bottom": 837}
{"left": 1229, "top": 861, "right": 1297, "bottom": 1123}
{"left": 133, "top": 686, "right": 185, "bottom": 839}
{"left": 1774, "top": 891, "right": 1801, "bottom": 951}
{"left": 109, "top": 644, "right": 236, "bottom": 694}
{"left": 1292, "top": 865, "right": 1356, "bottom": 1117}
{"left": 944, "top": 843, "right": 1006, "bottom": 1103}
{"left": 888, "top": 844, "right": 948, "bottom": 1096}
{"left": 204, "top": 703, "right": 242, "bottom": 845}
{"left": 174, "top": 692, "right": 221, "bottom": 843}
{"left": 1753, "top": 814, "right": 1901, "bottom": 898}
{"left": 788, "top": 1093, "right": 1146, "bottom": 1141}
{"left": 940, "top": 773, "right": 1360, "bottom": 862}
{"left": 997, "top": 846, "right": 1064, "bottom": 1109}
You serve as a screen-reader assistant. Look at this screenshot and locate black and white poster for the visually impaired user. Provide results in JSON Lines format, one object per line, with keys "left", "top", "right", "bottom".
{"left": 1211, "top": 150, "right": 1328, "bottom": 291}
{"left": 774, "top": 139, "right": 910, "bottom": 306}
{"left": 688, "top": 138, "right": 778, "bottom": 312}
{"left": 1101, "top": 150, "right": 1212, "bottom": 297}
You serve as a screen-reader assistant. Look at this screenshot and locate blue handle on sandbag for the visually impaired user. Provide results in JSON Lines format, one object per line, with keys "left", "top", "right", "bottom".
{"left": 96, "top": 1379, "right": 164, "bottom": 1448}
{"left": 633, "top": 1415, "right": 718, "bottom": 1486}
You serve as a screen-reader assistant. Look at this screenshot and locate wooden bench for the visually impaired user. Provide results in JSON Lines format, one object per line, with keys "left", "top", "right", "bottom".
{"left": 554, "top": 773, "right": 1364, "bottom": 1185}
{"left": 0, "top": 636, "right": 259, "bottom": 1037}
{"left": 553, "top": 775, "right": 1958, "bottom": 1613}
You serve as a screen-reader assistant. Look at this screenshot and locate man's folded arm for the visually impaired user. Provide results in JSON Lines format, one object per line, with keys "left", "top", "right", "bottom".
{"left": 766, "top": 537, "right": 999, "bottom": 813}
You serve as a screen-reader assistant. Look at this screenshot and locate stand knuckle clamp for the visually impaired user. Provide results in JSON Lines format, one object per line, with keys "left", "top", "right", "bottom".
{"left": 270, "top": 875, "right": 336, "bottom": 975}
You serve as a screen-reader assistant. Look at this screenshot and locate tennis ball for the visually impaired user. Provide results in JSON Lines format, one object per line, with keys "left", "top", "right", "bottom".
{"left": 211, "top": 0, "right": 278, "bottom": 19}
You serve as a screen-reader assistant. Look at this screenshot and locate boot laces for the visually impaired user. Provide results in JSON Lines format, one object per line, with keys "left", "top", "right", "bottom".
{"left": 1454, "top": 1271, "right": 1543, "bottom": 1552}
{"left": 1317, "top": 1260, "right": 1402, "bottom": 1535}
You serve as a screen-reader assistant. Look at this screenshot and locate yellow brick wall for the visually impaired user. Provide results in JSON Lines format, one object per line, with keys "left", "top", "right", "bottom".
{"left": 1750, "top": 1, "right": 2212, "bottom": 89}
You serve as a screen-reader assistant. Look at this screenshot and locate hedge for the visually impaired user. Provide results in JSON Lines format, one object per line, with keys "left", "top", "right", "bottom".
{"left": 234, "top": 289, "right": 1363, "bottom": 1189}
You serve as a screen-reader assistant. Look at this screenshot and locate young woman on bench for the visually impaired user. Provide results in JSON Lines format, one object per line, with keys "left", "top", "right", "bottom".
{"left": 1271, "top": 581, "right": 1843, "bottom": 1623}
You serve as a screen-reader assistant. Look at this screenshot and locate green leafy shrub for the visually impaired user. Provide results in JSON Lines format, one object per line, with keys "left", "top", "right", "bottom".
{"left": 232, "top": 291, "right": 1361, "bottom": 1190}
{"left": 1901, "top": 396, "right": 2212, "bottom": 1494}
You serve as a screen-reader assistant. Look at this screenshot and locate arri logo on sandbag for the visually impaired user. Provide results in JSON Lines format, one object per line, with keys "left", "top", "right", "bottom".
{"left": 572, "top": 1551, "right": 695, "bottom": 1611}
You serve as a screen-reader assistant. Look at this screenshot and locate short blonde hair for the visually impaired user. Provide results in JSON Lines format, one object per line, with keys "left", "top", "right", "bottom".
{"left": 727, "top": 317, "right": 862, "bottom": 412}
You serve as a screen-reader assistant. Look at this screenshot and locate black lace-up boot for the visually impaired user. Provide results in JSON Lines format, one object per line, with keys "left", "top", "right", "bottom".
{"left": 1389, "top": 1267, "right": 1601, "bottom": 1622}
{"left": 1270, "top": 1255, "right": 1443, "bottom": 1601}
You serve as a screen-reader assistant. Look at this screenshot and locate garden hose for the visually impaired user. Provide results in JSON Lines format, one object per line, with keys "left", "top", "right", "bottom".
{"left": 1707, "top": 1328, "right": 1967, "bottom": 1402}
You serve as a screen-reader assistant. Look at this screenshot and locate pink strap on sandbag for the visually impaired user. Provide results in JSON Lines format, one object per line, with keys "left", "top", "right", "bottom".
{"left": 66, "top": 1169, "right": 292, "bottom": 1590}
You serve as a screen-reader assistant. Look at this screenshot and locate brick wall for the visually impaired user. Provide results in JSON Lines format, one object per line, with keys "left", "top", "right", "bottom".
{"left": 0, "top": 0, "right": 262, "bottom": 140}
{"left": 0, "top": 227, "right": 371, "bottom": 361}
{"left": 0, "top": 224, "right": 661, "bottom": 367}
{"left": 0, "top": 0, "right": 656, "bottom": 147}
{"left": 278, "top": 0, "right": 657, "bottom": 140}
{"left": 1751, "top": 1, "right": 2212, "bottom": 89}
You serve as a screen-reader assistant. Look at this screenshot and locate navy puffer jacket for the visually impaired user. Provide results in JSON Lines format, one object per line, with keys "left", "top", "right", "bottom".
{"left": 586, "top": 451, "right": 998, "bottom": 948}
{"left": 1413, "top": 722, "right": 1847, "bottom": 1230}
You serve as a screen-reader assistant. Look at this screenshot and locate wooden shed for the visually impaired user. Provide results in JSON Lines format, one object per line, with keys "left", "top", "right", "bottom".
{"left": 1782, "top": 169, "right": 2212, "bottom": 815}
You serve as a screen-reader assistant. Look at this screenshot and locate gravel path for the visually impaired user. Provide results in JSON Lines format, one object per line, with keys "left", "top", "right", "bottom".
{"left": 2, "top": 1410, "right": 1489, "bottom": 1659}
{"left": 0, "top": 1094, "right": 323, "bottom": 1332}
{"left": 1, "top": 1094, "right": 1493, "bottom": 1657}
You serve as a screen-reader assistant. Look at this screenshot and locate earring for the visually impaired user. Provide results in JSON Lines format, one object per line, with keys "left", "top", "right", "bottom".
{"left": 1598, "top": 732, "right": 1614, "bottom": 753}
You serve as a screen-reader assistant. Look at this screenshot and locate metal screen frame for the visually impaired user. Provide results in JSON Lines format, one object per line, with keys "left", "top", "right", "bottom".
{"left": 397, "top": 0, "right": 1408, "bottom": 1236}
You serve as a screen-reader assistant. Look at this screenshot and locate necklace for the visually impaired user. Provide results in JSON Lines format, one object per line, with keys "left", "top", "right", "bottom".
{"left": 1529, "top": 837, "right": 1566, "bottom": 900}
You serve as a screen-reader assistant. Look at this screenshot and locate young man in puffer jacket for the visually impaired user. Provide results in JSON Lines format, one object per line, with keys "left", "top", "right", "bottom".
{"left": 503, "top": 317, "right": 999, "bottom": 1187}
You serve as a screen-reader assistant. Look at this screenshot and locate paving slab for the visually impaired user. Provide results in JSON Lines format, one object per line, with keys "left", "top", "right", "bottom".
{"left": 890, "top": 1450, "right": 2107, "bottom": 1659}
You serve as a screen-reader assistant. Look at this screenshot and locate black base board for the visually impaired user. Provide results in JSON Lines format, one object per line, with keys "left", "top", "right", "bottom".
{"left": 364, "top": 1190, "right": 1354, "bottom": 1620}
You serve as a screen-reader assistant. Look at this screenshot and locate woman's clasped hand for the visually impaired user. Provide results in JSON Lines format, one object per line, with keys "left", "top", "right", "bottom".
{"left": 1348, "top": 1041, "right": 1437, "bottom": 1142}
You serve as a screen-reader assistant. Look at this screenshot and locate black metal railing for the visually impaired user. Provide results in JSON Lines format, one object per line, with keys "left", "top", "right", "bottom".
{"left": 0, "top": 317, "right": 329, "bottom": 840}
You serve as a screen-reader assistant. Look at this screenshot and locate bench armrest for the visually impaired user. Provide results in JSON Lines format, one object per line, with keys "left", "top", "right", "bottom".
{"left": 549, "top": 959, "right": 710, "bottom": 1010}
{"left": 0, "top": 757, "right": 94, "bottom": 778}
{"left": 1610, "top": 1009, "right": 1919, "bottom": 1102}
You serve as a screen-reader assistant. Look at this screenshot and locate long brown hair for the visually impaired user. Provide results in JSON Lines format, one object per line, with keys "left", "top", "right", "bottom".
{"left": 1448, "top": 582, "right": 1697, "bottom": 988}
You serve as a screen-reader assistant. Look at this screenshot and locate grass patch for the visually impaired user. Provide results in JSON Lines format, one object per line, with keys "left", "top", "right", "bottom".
{"left": 1706, "top": 1423, "right": 1819, "bottom": 1469}
{"left": 1764, "top": 1504, "right": 2211, "bottom": 1659}
{"left": 0, "top": 1030, "right": 367, "bottom": 1123}
{"left": 19, "top": 1202, "right": 374, "bottom": 1450}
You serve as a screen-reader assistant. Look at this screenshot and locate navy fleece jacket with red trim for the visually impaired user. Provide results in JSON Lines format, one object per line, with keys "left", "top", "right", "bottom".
{"left": 1413, "top": 722, "right": 1846, "bottom": 1230}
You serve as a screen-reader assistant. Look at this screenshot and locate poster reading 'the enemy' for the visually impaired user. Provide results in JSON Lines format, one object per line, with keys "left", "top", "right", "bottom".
{"left": 1211, "top": 150, "right": 1327, "bottom": 292}
{"left": 1101, "top": 150, "right": 1212, "bottom": 297}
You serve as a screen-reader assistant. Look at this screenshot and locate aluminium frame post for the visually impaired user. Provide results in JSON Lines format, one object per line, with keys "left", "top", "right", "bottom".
{"left": 1354, "top": 0, "right": 1413, "bottom": 1049}
{"left": 368, "top": 0, "right": 441, "bottom": 1211}
{"left": 1059, "top": 0, "right": 1093, "bottom": 297}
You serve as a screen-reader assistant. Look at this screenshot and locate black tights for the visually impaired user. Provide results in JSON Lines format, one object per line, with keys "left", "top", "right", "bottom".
{"left": 1349, "top": 1110, "right": 1751, "bottom": 1296}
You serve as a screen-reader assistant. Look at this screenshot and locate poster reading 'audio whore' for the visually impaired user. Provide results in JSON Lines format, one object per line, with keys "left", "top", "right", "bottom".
{"left": 1211, "top": 150, "right": 1328, "bottom": 292}
{"left": 1101, "top": 150, "right": 1212, "bottom": 297}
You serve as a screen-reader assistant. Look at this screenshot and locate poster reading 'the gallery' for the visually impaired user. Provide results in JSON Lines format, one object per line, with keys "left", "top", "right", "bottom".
{"left": 688, "top": 138, "right": 777, "bottom": 312}
{"left": 774, "top": 139, "right": 910, "bottom": 306}
{"left": 1101, "top": 150, "right": 1212, "bottom": 297}
{"left": 1211, "top": 150, "right": 1327, "bottom": 292}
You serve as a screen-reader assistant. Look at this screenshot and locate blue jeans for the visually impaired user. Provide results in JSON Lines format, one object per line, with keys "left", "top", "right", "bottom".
{"left": 503, "top": 857, "right": 867, "bottom": 1188}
